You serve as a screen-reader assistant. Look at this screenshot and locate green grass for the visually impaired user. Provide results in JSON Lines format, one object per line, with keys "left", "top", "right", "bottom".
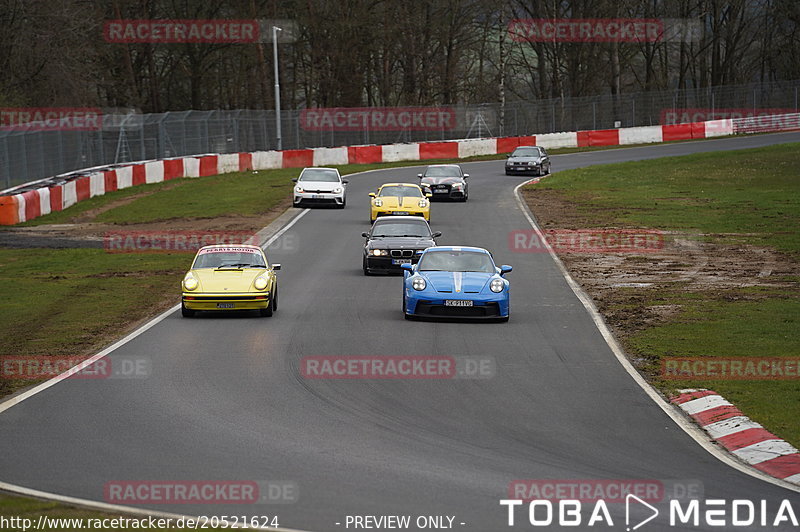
{"left": 0, "top": 248, "right": 189, "bottom": 397}
{"left": 525, "top": 142, "right": 800, "bottom": 447}
{"left": 527, "top": 142, "right": 800, "bottom": 256}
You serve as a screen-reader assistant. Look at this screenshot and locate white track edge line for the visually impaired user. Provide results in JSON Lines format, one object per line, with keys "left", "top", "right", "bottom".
{"left": 512, "top": 178, "right": 800, "bottom": 494}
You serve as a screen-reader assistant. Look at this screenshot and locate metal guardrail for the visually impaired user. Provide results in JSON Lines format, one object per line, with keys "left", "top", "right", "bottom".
{"left": 1, "top": 80, "right": 798, "bottom": 189}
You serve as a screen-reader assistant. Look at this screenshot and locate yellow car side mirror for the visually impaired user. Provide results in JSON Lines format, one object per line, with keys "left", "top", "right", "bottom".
{"left": 369, "top": 192, "right": 376, "bottom": 197}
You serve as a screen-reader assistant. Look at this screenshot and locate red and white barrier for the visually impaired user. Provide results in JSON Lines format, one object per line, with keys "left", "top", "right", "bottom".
{"left": 0, "top": 115, "right": 769, "bottom": 225}
{"left": 673, "top": 389, "right": 800, "bottom": 485}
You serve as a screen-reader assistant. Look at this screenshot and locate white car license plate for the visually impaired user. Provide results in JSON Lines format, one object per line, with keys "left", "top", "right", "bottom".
{"left": 393, "top": 211, "right": 409, "bottom": 215}
{"left": 216, "top": 303, "right": 235, "bottom": 309}
{"left": 445, "top": 300, "right": 473, "bottom": 307}
{"left": 392, "top": 258, "right": 412, "bottom": 265}
{"left": 434, "top": 189, "right": 448, "bottom": 193}
{"left": 312, "top": 194, "right": 324, "bottom": 199}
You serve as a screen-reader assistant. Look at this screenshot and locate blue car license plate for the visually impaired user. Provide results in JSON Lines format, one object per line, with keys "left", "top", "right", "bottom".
{"left": 445, "top": 300, "right": 473, "bottom": 307}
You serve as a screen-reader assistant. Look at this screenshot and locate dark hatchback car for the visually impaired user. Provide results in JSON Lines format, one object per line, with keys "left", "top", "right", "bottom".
{"left": 417, "top": 164, "right": 469, "bottom": 201}
{"left": 362, "top": 216, "right": 441, "bottom": 275}
{"left": 505, "top": 146, "right": 551, "bottom": 176}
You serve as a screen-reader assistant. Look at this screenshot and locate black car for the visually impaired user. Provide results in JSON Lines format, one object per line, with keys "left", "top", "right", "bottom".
{"left": 362, "top": 216, "right": 441, "bottom": 275}
{"left": 505, "top": 146, "right": 551, "bottom": 176}
{"left": 417, "top": 164, "right": 469, "bottom": 201}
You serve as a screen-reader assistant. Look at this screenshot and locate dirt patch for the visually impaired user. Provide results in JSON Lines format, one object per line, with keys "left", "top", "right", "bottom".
{"left": 523, "top": 187, "right": 800, "bottom": 342}
{"left": 71, "top": 181, "right": 183, "bottom": 223}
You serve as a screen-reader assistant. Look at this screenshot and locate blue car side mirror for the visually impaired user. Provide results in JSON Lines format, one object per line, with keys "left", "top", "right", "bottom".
{"left": 500, "top": 265, "right": 513, "bottom": 275}
{"left": 400, "top": 263, "right": 413, "bottom": 271}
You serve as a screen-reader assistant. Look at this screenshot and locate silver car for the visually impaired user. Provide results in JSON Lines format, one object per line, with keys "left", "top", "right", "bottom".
{"left": 292, "top": 167, "right": 348, "bottom": 208}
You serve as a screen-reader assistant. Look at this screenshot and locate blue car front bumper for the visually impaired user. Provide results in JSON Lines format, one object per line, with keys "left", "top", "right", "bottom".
{"left": 404, "top": 289, "right": 509, "bottom": 319}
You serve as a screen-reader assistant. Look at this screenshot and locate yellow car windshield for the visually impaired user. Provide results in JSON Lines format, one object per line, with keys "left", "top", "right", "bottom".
{"left": 379, "top": 186, "right": 422, "bottom": 198}
{"left": 193, "top": 252, "right": 266, "bottom": 269}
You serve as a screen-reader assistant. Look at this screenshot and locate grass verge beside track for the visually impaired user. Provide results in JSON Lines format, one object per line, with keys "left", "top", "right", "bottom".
{"left": 521, "top": 142, "right": 800, "bottom": 447}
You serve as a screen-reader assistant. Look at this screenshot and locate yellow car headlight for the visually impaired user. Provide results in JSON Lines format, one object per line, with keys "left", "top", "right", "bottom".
{"left": 373, "top": 198, "right": 383, "bottom": 207}
{"left": 183, "top": 276, "right": 198, "bottom": 291}
{"left": 254, "top": 276, "right": 269, "bottom": 290}
{"left": 418, "top": 199, "right": 428, "bottom": 208}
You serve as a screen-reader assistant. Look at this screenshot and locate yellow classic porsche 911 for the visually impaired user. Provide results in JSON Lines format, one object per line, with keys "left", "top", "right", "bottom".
{"left": 181, "top": 244, "right": 280, "bottom": 318}
{"left": 369, "top": 183, "right": 432, "bottom": 223}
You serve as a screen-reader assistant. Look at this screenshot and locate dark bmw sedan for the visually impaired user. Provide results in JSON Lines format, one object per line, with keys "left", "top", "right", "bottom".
{"left": 417, "top": 164, "right": 469, "bottom": 201}
{"left": 505, "top": 145, "right": 551, "bottom": 176}
{"left": 362, "top": 216, "right": 441, "bottom": 275}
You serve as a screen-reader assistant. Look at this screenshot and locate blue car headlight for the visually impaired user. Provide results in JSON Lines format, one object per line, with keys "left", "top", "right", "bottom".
{"left": 490, "top": 279, "right": 505, "bottom": 293}
{"left": 412, "top": 277, "right": 427, "bottom": 291}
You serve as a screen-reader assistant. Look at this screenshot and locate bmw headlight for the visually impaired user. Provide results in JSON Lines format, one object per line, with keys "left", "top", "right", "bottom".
{"left": 374, "top": 198, "right": 383, "bottom": 207}
{"left": 254, "top": 276, "right": 269, "bottom": 290}
{"left": 183, "top": 275, "right": 198, "bottom": 291}
{"left": 371, "top": 249, "right": 388, "bottom": 256}
{"left": 333, "top": 187, "right": 343, "bottom": 194}
{"left": 418, "top": 199, "right": 428, "bottom": 208}
{"left": 295, "top": 186, "right": 304, "bottom": 193}
{"left": 490, "top": 278, "right": 505, "bottom": 293}
{"left": 412, "top": 276, "right": 426, "bottom": 291}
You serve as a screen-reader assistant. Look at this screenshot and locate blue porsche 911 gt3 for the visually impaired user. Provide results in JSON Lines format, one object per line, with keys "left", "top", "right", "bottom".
{"left": 401, "top": 246, "right": 512, "bottom": 321}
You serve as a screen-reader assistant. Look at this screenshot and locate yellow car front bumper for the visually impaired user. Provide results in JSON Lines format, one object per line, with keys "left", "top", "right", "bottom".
{"left": 182, "top": 293, "right": 270, "bottom": 311}
{"left": 371, "top": 207, "right": 429, "bottom": 221}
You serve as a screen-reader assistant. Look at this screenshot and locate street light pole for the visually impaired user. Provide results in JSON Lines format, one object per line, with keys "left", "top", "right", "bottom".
{"left": 272, "top": 26, "right": 283, "bottom": 151}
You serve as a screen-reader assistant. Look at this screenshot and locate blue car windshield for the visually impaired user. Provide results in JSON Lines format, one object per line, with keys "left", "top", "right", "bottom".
{"left": 418, "top": 251, "right": 495, "bottom": 273}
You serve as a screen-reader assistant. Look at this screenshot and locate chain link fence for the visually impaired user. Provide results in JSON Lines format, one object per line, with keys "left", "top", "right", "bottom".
{"left": 2, "top": 79, "right": 798, "bottom": 190}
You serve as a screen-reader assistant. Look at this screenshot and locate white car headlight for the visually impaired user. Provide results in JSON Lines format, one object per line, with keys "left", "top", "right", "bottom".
{"left": 418, "top": 199, "right": 428, "bottom": 208}
{"left": 371, "top": 249, "right": 388, "bottom": 256}
{"left": 295, "top": 186, "right": 304, "bottom": 193}
{"left": 183, "top": 275, "right": 198, "bottom": 291}
{"left": 490, "top": 278, "right": 505, "bottom": 293}
{"left": 254, "top": 276, "right": 269, "bottom": 290}
{"left": 374, "top": 198, "right": 383, "bottom": 207}
{"left": 412, "top": 276, "right": 426, "bottom": 291}
{"left": 333, "top": 187, "right": 343, "bottom": 194}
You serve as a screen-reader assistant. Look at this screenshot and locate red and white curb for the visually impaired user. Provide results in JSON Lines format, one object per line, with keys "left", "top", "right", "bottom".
{"left": 672, "top": 389, "right": 800, "bottom": 485}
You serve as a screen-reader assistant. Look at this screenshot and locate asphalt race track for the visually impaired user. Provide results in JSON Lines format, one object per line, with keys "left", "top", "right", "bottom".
{"left": 2, "top": 132, "right": 799, "bottom": 531}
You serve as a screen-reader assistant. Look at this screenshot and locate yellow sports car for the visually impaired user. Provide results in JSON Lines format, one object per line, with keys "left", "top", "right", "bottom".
{"left": 181, "top": 244, "right": 280, "bottom": 318}
{"left": 369, "top": 183, "right": 432, "bottom": 223}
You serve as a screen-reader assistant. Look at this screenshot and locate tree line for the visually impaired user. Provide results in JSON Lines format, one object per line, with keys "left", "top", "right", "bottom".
{"left": 1, "top": 0, "right": 797, "bottom": 113}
